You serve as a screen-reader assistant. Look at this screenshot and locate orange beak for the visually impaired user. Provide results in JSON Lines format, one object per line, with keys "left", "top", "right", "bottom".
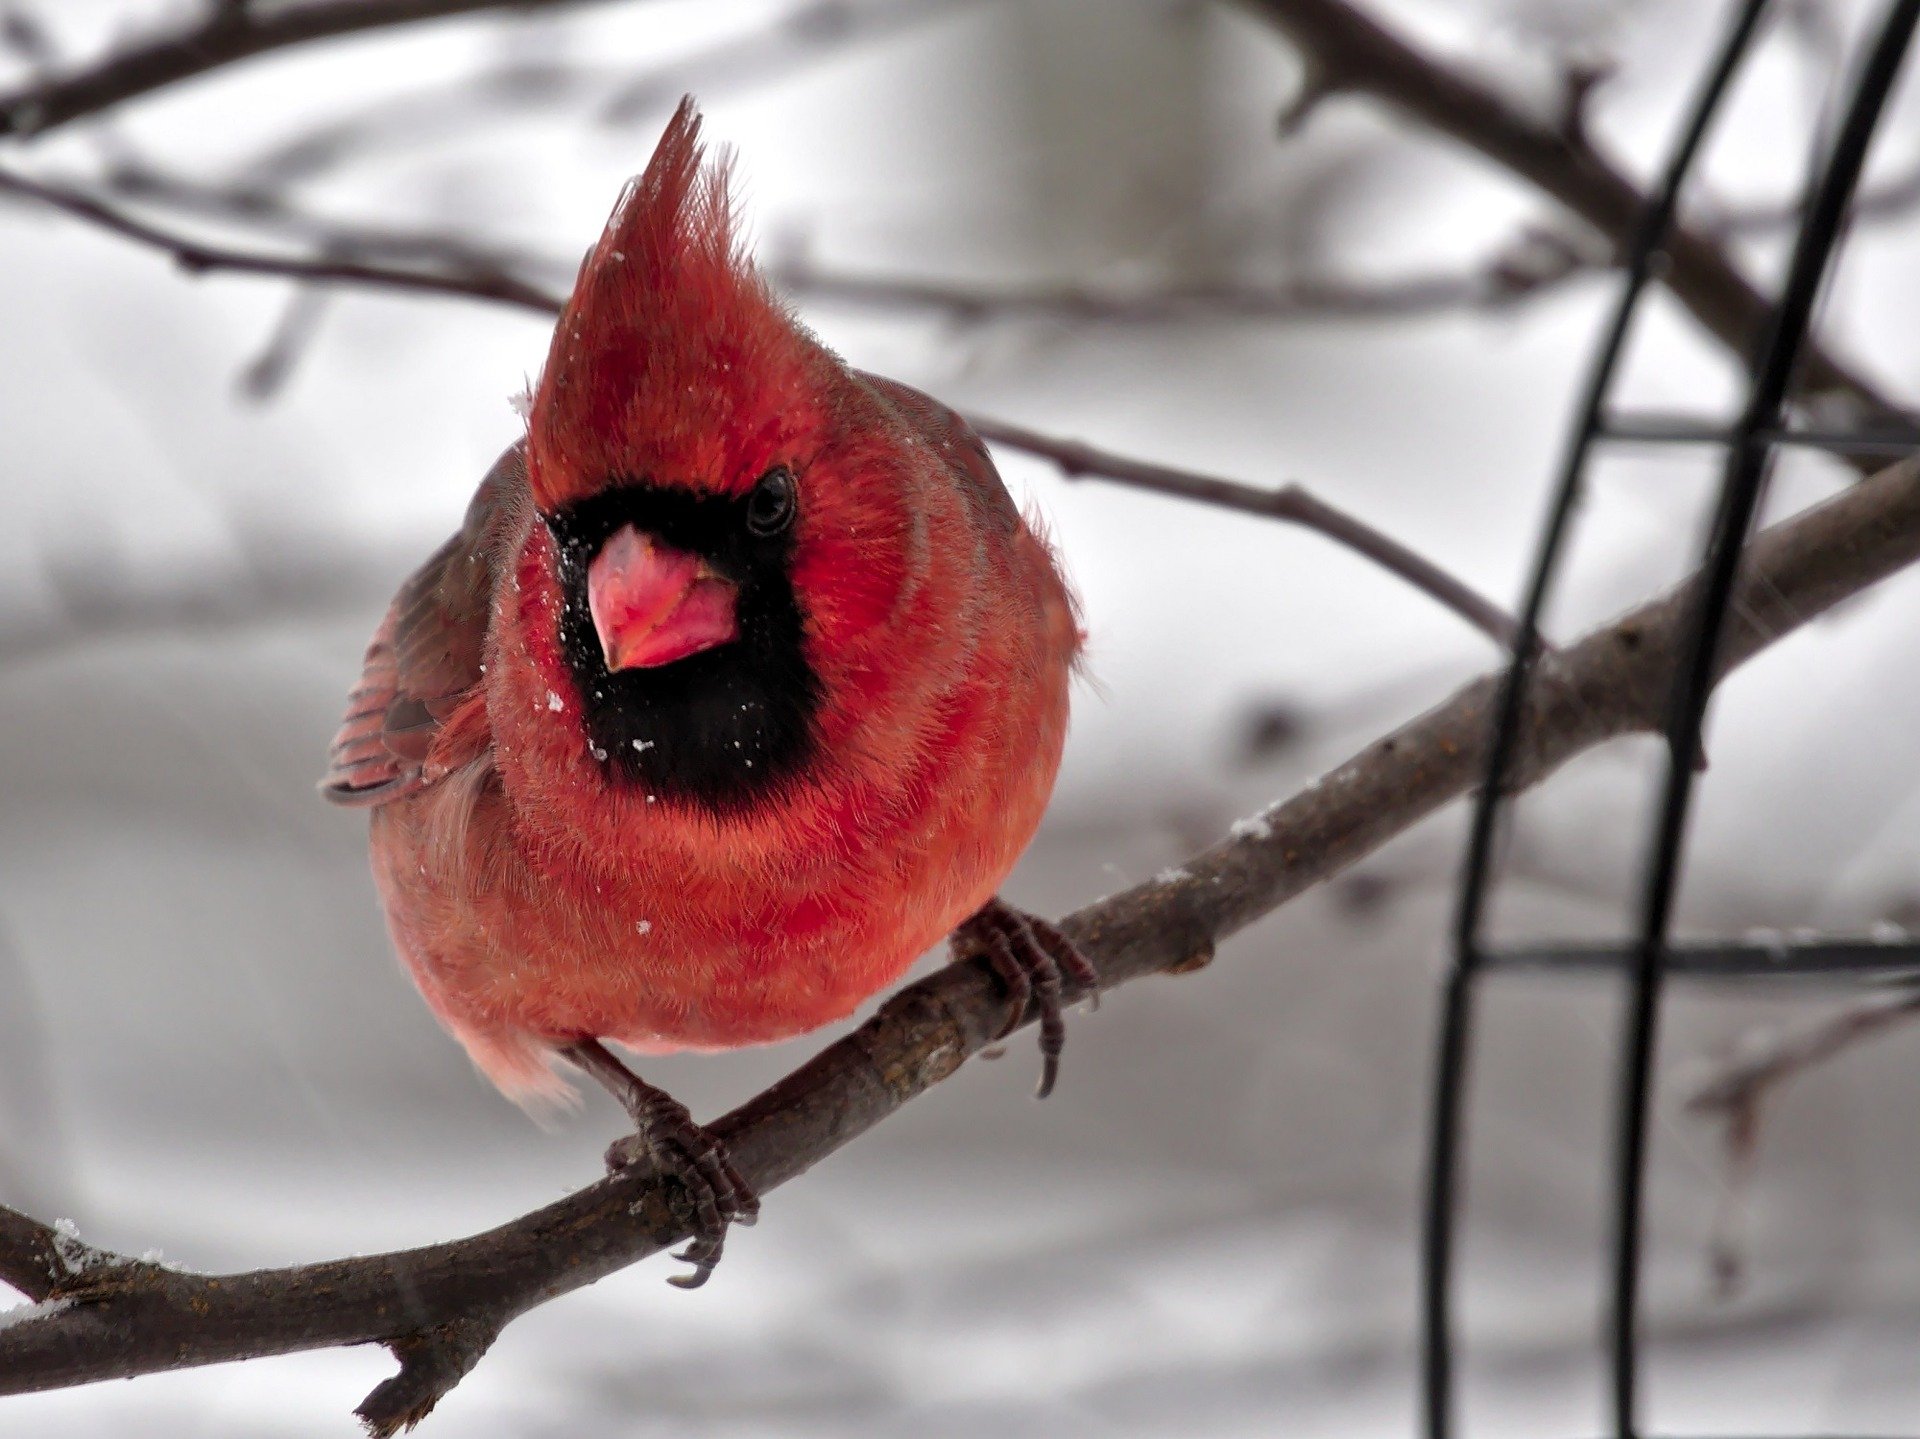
{"left": 586, "top": 524, "right": 740, "bottom": 671}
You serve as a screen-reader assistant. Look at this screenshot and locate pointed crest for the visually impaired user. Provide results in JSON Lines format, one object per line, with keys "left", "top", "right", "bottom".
{"left": 526, "top": 98, "right": 820, "bottom": 510}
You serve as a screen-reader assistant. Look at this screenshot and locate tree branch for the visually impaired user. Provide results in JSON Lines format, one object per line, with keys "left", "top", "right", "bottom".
{"left": 777, "top": 156, "right": 1920, "bottom": 327}
{"left": 0, "top": 1210, "right": 59, "bottom": 1303}
{"left": 98, "top": 159, "right": 565, "bottom": 285}
{"left": 355, "top": 1316, "right": 504, "bottom": 1435}
{"left": 1685, "top": 981, "right": 1920, "bottom": 1292}
{"left": 1233, "top": 0, "right": 1904, "bottom": 425}
{"left": 1711, "top": 150, "right": 1920, "bottom": 238}
{"left": 772, "top": 227, "right": 1600, "bottom": 324}
{"left": 190, "top": 0, "right": 976, "bottom": 189}
{"left": 5, "top": 0, "right": 1908, "bottom": 429}
{"left": 88, "top": 161, "right": 1606, "bottom": 329}
{"left": 5, "top": 452, "right": 1920, "bottom": 1429}
{"left": 1688, "top": 987, "right": 1920, "bottom": 1141}
{"left": 0, "top": 165, "right": 565, "bottom": 314}
{"left": 970, "top": 415, "right": 1535, "bottom": 653}
{"left": 0, "top": 163, "right": 1531, "bottom": 650}
{"left": 0, "top": 0, "right": 626, "bottom": 138}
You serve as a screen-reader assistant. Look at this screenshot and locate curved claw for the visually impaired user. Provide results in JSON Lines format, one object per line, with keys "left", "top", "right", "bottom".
{"left": 667, "top": 1234, "right": 725, "bottom": 1290}
{"left": 607, "top": 1121, "right": 759, "bottom": 1287}
{"left": 953, "top": 898, "right": 1099, "bottom": 1099}
{"left": 565, "top": 1039, "right": 760, "bottom": 1290}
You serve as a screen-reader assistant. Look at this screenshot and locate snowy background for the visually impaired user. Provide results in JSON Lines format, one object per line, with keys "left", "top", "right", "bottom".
{"left": 5, "top": 1, "right": 1920, "bottom": 1434}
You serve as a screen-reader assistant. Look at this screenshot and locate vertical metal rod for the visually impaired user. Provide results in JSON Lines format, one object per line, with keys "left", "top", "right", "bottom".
{"left": 1421, "top": 4, "right": 1775, "bottom": 1436}
{"left": 1606, "top": 6, "right": 1920, "bottom": 1436}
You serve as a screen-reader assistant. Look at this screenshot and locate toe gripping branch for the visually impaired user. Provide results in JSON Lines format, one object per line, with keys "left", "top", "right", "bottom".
{"left": 563, "top": 1039, "right": 760, "bottom": 1289}
{"left": 954, "top": 897, "right": 1101, "bottom": 1099}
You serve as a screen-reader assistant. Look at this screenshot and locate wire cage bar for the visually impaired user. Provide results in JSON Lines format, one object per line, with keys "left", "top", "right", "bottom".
{"left": 1421, "top": 1, "right": 1920, "bottom": 1437}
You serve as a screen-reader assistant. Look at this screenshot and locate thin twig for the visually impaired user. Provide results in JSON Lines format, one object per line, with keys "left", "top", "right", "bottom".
{"left": 90, "top": 153, "right": 1920, "bottom": 343}
{"left": 1688, "top": 988, "right": 1920, "bottom": 1129}
{"left": 1711, "top": 151, "right": 1920, "bottom": 237}
{"left": 973, "top": 416, "right": 1534, "bottom": 653}
{"left": 100, "top": 160, "right": 563, "bottom": 280}
{"left": 204, "top": 0, "right": 979, "bottom": 189}
{"left": 774, "top": 233, "right": 1595, "bottom": 324}
{"left": 0, "top": 0, "right": 1905, "bottom": 425}
{"left": 63, "top": 157, "right": 1920, "bottom": 382}
{"left": 3, "top": 454, "right": 1918, "bottom": 1427}
{"left": 0, "top": 166, "right": 1533, "bottom": 650}
{"left": 0, "top": 165, "right": 564, "bottom": 314}
{"left": 1687, "top": 986, "right": 1920, "bottom": 1292}
{"left": 101, "top": 161, "right": 1604, "bottom": 326}
{"left": 0, "top": 0, "right": 626, "bottom": 138}
{"left": 236, "top": 285, "right": 333, "bottom": 400}
{"left": 1234, "top": 0, "right": 1902, "bottom": 428}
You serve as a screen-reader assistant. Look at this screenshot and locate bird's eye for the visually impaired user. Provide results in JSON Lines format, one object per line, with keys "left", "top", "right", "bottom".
{"left": 746, "top": 466, "right": 797, "bottom": 537}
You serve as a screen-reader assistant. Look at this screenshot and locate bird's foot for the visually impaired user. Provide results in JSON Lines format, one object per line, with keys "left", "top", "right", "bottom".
{"left": 953, "top": 897, "right": 1099, "bottom": 1099}
{"left": 563, "top": 1040, "right": 760, "bottom": 1289}
{"left": 604, "top": 1089, "right": 759, "bottom": 1288}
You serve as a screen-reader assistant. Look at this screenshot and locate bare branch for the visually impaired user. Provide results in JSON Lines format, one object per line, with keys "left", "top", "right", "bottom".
{"left": 0, "top": 166, "right": 1542, "bottom": 654}
{"left": 1688, "top": 987, "right": 1920, "bottom": 1136}
{"left": 1276, "top": 56, "right": 1342, "bottom": 136}
{"left": 776, "top": 152, "right": 1920, "bottom": 327}
{"left": 1233, "top": 0, "right": 1903, "bottom": 425}
{"left": 356, "top": 1316, "right": 504, "bottom": 1438}
{"left": 101, "top": 151, "right": 1920, "bottom": 344}
{"left": 1686, "top": 982, "right": 1920, "bottom": 1291}
{"left": 0, "top": 1210, "right": 59, "bottom": 1303}
{"left": 971, "top": 415, "right": 1534, "bottom": 653}
{"left": 0, "top": 0, "right": 627, "bottom": 138}
{"left": 97, "top": 161, "right": 1607, "bottom": 327}
{"left": 98, "top": 160, "right": 564, "bottom": 281}
{"left": 64, "top": 155, "right": 1920, "bottom": 355}
{"left": 775, "top": 227, "right": 1599, "bottom": 324}
{"left": 1553, "top": 53, "right": 1617, "bottom": 153}
{"left": 212, "top": 0, "right": 976, "bottom": 189}
{"left": 4, "top": 452, "right": 1919, "bottom": 1425}
{"left": 1711, "top": 150, "right": 1920, "bottom": 238}
{"left": 0, "top": 165, "right": 565, "bottom": 314}
{"left": 236, "top": 285, "right": 333, "bottom": 400}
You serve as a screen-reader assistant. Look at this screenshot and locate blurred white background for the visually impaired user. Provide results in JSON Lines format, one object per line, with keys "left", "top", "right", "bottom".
{"left": 5, "top": 1, "right": 1920, "bottom": 1434}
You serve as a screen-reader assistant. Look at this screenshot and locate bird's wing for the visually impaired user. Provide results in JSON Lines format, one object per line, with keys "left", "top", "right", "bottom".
{"left": 856, "top": 372, "right": 1022, "bottom": 537}
{"left": 321, "top": 444, "right": 528, "bottom": 808}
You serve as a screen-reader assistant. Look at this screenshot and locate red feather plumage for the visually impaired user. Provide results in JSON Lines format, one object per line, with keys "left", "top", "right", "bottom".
{"left": 326, "top": 100, "right": 1081, "bottom": 1106}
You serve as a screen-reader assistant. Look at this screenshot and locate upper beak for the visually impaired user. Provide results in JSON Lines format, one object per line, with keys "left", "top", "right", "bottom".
{"left": 586, "top": 524, "right": 740, "bottom": 671}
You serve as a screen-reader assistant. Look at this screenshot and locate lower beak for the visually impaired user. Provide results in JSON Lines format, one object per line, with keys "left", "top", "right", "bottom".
{"left": 586, "top": 524, "right": 740, "bottom": 671}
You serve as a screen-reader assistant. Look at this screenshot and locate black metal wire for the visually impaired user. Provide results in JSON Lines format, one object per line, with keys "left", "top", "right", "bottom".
{"left": 1421, "top": 5, "right": 1776, "bottom": 1436}
{"left": 1607, "top": 6, "right": 1920, "bottom": 1435}
{"left": 1599, "top": 416, "right": 1920, "bottom": 455}
{"left": 1482, "top": 939, "right": 1920, "bottom": 982}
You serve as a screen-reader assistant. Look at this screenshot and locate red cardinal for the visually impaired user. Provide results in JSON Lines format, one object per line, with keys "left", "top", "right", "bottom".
{"left": 324, "top": 99, "right": 1092, "bottom": 1283}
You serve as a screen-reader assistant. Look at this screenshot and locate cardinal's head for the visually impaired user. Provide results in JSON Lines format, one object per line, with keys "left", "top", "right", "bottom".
{"left": 511, "top": 99, "right": 951, "bottom": 813}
